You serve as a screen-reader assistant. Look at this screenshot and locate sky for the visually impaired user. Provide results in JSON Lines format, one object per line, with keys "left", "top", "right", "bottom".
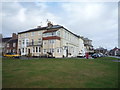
{"left": 1, "top": 1, "right": 118, "bottom": 50}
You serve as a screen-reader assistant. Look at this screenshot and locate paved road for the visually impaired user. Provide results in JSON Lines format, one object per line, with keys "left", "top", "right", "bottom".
{"left": 108, "top": 56, "right": 120, "bottom": 62}
{"left": 108, "top": 56, "right": 120, "bottom": 59}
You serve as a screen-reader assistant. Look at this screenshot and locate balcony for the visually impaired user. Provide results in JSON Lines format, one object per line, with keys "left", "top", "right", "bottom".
{"left": 27, "top": 41, "right": 42, "bottom": 46}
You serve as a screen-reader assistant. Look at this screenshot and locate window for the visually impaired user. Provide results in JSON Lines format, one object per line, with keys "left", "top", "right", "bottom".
{"left": 52, "top": 40, "right": 55, "bottom": 43}
{"left": 39, "top": 47, "right": 40, "bottom": 52}
{"left": 49, "top": 40, "right": 55, "bottom": 44}
{"left": 7, "top": 50, "right": 9, "bottom": 53}
{"left": 22, "top": 48, "right": 24, "bottom": 53}
{"left": 13, "top": 43, "right": 16, "bottom": 47}
{"left": 49, "top": 40, "right": 51, "bottom": 43}
{"left": 52, "top": 48, "right": 54, "bottom": 52}
{"left": 31, "top": 32, "right": 34, "bottom": 36}
{"left": 57, "top": 48, "right": 61, "bottom": 53}
{"left": 65, "top": 31, "right": 66, "bottom": 38}
{"left": 52, "top": 32, "right": 56, "bottom": 36}
{"left": 49, "top": 48, "right": 51, "bottom": 52}
{"left": 26, "top": 48, "right": 27, "bottom": 53}
{"left": 36, "top": 47, "right": 38, "bottom": 52}
{"left": 33, "top": 47, "right": 35, "bottom": 52}
{"left": 31, "top": 39, "right": 34, "bottom": 45}
{"left": 19, "top": 34, "right": 21, "bottom": 38}
{"left": 19, "top": 40, "right": 21, "bottom": 45}
{"left": 22, "top": 40, "right": 25, "bottom": 45}
{"left": 38, "top": 38, "right": 41, "bottom": 44}
{"left": 9, "top": 49, "right": 11, "bottom": 53}
{"left": 57, "top": 48, "right": 59, "bottom": 53}
{"left": 44, "top": 49, "right": 46, "bottom": 53}
{"left": 38, "top": 31, "right": 41, "bottom": 35}
{"left": 68, "top": 33, "right": 70, "bottom": 40}
{"left": 44, "top": 42, "right": 46, "bottom": 44}
{"left": 13, "top": 49, "right": 16, "bottom": 53}
{"left": 57, "top": 31, "right": 60, "bottom": 36}
{"left": 7, "top": 44, "right": 9, "bottom": 47}
{"left": 26, "top": 40, "right": 29, "bottom": 46}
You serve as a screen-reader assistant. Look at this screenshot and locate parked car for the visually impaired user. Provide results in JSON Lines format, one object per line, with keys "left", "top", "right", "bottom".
{"left": 99, "top": 53, "right": 104, "bottom": 57}
{"left": 3, "top": 53, "right": 20, "bottom": 58}
{"left": 92, "top": 53, "right": 101, "bottom": 58}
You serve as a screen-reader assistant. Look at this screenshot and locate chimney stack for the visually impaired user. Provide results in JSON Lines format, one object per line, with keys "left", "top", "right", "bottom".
{"left": 37, "top": 26, "right": 41, "bottom": 28}
{"left": 47, "top": 21, "right": 53, "bottom": 28}
{"left": 12, "top": 33, "right": 18, "bottom": 39}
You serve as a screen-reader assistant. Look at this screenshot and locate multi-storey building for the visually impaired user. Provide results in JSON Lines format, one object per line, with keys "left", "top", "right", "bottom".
{"left": 109, "top": 47, "right": 120, "bottom": 56}
{"left": 81, "top": 37, "right": 94, "bottom": 54}
{"left": 94, "top": 47, "right": 108, "bottom": 55}
{"left": 2, "top": 33, "right": 18, "bottom": 54}
{"left": 18, "top": 22, "right": 90, "bottom": 58}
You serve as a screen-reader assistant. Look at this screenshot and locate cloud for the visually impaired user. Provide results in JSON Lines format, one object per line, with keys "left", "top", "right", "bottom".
{"left": 60, "top": 2, "right": 118, "bottom": 49}
{"left": 2, "top": 2, "right": 60, "bottom": 36}
{"left": 1, "top": 2, "right": 118, "bottom": 49}
{"left": 17, "top": 8, "right": 26, "bottom": 22}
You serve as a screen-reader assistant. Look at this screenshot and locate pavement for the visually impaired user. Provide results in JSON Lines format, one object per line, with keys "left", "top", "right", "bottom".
{"left": 107, "top": 56, "right": 120, "bottom": 62}
{"left": 111, "top": 60, "right": 120, "bottom": 62}
{"left": 108, "top": 56, "right": 120, "bottom": 59}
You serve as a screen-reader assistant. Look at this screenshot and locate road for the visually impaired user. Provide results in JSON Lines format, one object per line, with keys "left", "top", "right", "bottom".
{"left": 108, "top": 56, "right": 120, "bottom": 59}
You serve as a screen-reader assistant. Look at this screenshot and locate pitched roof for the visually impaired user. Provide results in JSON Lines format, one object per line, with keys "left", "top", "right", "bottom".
{"left": 43, "top": 29, "right": 58, "bottom": 33}
{"left": 18, "top": 24, "right": 79, "bottom": 37}
{"left": 7, "top": 39, "right": 18, "bottom": 43}
{"left": 2, "top": 37, "right": 12, "bottom": 42}
{"left": 18, "top": 27, "right": 47, "bottom": 34}
{"left": 82, "top": 38, "right": 92, "bottom": 41}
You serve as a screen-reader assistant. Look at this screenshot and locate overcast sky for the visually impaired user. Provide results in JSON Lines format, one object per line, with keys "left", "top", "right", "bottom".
{"left": 1, "top": 2, "right": 118, "bottom": 50}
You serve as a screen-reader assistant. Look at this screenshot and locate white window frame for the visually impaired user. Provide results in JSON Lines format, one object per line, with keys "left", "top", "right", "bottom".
{"left": 36, "top": 47, "right": 38, "bottom": 52}
{"left": 22, "top": 40, "right": 25, "bottom": 45}
{"left": 38, "top": 31, "right": 41, "bottom": 35}
{"left": 39, "top": 47, "right": 40, "bottom": 52}
{"left": 33, "top": 47, "right": 35, "bottom": 52}
{"left": 44, "top": 49, "right": 46, "bottom": 53}
{"left": 31, "top": 32, "right": 34, "bottom": 36}
{"left": 7, "top": 44, "right": 9, "bottom": 47}
{"left": 13, "top": 43, "right": 16, "bottom": 47}
{"left": 22, "top": 48, "right": 24, "bottom": 53}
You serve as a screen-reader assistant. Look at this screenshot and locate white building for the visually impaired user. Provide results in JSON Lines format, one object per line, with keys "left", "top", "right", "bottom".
{"left": 18, "top": 22, "right": 89, "bottom": 58}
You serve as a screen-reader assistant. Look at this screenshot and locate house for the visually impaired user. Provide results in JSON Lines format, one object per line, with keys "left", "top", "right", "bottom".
{"left": 94, "top": 47, "right": 108, "bottom": 55}
{"left": 81, "top": 37, "right": 94, "bottom": 55}
{"left": 17, "top": 22, "right": 87, "bottom": 58}
{"left": 109, "top": 47, "right": 120, "bottom": 56}
{"left": 2, "top": 33, "right": 18, "bottom": 54}
{"left": 2, "top": 37, "right": 12, "bottom": 54}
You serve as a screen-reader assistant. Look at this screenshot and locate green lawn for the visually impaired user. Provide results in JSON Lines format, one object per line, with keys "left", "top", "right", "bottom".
{"left": 2, "top": 57, "right": 119, "bottom": 88}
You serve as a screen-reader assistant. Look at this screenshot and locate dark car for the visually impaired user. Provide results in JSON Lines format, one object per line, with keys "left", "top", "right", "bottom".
{"left": 92, "top": 53, "right": 101, "bottom": 58}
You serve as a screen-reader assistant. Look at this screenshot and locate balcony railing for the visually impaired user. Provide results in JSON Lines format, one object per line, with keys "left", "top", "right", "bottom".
{"left": 27, "top": 41, "right": 42, "bottom": 46}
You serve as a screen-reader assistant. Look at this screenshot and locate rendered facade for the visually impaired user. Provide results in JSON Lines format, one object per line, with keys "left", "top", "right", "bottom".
{"left": 18, "top": 22, "right": 92, "bottom": 58}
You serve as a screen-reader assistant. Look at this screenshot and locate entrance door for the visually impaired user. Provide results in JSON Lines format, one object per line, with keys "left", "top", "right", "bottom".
{"left": 63, "top": 49, "right": 66, "bottom": 57}
{"left": 19, "top": 49, "right": 21, "bottom": 55}
{"left": 28, "top": 49, "right": 30, "bottom": 54}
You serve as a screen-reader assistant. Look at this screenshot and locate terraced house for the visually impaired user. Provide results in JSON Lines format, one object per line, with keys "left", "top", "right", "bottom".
{"left": 18, "top": 22, "right": 92, "bottom": 58}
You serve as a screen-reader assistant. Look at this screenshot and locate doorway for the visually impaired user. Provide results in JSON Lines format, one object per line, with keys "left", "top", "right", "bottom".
{"left": 28, "top": 49, "right": 30, "bottom": 54}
